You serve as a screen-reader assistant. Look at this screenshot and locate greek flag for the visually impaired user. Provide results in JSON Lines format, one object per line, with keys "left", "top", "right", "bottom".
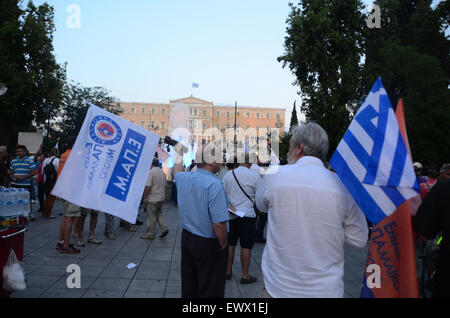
{"left": 192, "top": 83, "right": 199, "bottom": 88}
{"left": 330, "top": 77, "right": 419, "bottom": 225}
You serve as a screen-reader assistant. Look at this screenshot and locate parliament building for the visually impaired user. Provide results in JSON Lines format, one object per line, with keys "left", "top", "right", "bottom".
{"left": 120, "top": 96, "right": 286, "bottom": 144}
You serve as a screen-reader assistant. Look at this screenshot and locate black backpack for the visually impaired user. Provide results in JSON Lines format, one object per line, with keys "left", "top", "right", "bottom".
{"left": 44, "top": 157, "right": 58, "bottom": 186}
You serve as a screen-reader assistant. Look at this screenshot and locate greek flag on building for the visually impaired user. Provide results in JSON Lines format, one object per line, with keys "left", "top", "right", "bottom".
{"left": 330, "top": 77, "right": 419, "bottom": 225}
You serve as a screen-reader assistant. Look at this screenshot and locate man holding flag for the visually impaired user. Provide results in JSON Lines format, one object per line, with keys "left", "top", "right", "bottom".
{"left": 330, "top": 77, "right": 420, "bottom": 297}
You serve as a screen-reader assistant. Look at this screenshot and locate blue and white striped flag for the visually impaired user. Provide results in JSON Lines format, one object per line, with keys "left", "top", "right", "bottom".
{"left": 192, "top": 83, "right": 199, "bottom": 88}
{"left": 330, "top": 77, "right": 419, "bottom": 225}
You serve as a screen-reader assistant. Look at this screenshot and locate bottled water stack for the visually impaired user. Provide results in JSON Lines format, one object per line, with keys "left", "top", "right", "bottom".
{"left": 0, "top": 187, "right": 30, "bottom": 217}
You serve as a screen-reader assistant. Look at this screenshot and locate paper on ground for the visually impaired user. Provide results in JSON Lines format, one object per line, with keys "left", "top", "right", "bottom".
{"left": 126, "top": 263, "right": 137, "bottom": 269}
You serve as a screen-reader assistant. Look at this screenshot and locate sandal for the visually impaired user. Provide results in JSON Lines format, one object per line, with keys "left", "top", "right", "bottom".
{"left": 60, "top": 245, "right": 80, "bottom": 254}
{"left": 240, "top": 275, "right": 257, "bottom": 284}
{"left": 68, "top": 244, "right": 81, "bottom": 253}
{"left": 107, "top": 234, "right": 115, "bottom": 240}
{"left": 125, "top": 227, "right": 136, "bottom": 232}
{"left": 88, "top": 236, "right": 102, "bottom": 244}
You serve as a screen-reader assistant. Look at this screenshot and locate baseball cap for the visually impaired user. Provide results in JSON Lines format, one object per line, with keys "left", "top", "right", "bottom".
{"left": 413, "top": 162, "right": 423, "bottom": 169}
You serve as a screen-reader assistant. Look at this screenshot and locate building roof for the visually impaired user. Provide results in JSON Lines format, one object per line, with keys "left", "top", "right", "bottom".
{"left": 169, "top": 95, "right": 213, "bottom": 105}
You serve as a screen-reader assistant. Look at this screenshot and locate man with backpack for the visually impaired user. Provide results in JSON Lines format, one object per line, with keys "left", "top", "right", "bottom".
{"left": 42, "top": 148, "right": 59, "bottom": 218}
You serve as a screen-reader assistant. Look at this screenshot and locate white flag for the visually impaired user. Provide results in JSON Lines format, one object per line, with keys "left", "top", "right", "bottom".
{"left": 51, "top": 103, "right": 160, "bottom": 223}
{"left": 269, "top": 149, "right": 280, "bottom": 165}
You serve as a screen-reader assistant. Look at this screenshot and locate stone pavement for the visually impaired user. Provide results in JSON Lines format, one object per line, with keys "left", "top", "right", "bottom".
{"left": 10, "top": 200, "right": 368, "bottom": 298}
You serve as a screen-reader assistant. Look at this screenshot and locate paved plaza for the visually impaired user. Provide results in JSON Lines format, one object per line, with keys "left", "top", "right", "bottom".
{"left": 10, "top": 200, "right": 369, "bottom": 298}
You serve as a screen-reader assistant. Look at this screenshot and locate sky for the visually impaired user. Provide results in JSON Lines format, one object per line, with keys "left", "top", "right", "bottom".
{"left": 30, "top": 0, "right": 383, "bottom": 131}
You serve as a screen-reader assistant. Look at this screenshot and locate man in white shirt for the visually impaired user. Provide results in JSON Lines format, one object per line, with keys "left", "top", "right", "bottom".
{"left": 223, "top": 154, "right": 261, "bottom": 284}
{"left": 255, "top": 122, "right": 368, "bottom": 298}
{"left": 141, "top": 158, "right": 169, "bottom": 240}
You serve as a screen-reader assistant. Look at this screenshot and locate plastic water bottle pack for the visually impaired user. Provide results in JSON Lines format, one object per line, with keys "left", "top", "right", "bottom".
{"left": 0, "top": 187, "right": 30, "bottom": 217}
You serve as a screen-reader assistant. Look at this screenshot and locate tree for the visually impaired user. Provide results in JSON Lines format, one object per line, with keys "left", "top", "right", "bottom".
{"left": 52, "top": 82, "right": 122, "bottom": 148}
{"left": 278, "top": 0, "right": 367, "bottom": 157}
{"left": 289, "top": 101, "right": 299, "bottom": 132}
{"left": 0, "top": 0, "right": 66, "bottom": 150}
{"left": 363, "top": 0, "right": 450, "bottom": 164}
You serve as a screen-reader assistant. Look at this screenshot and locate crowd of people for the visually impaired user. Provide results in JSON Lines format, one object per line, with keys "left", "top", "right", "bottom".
{"left": 1, "top": 122, "right": 449, "bottom": 298}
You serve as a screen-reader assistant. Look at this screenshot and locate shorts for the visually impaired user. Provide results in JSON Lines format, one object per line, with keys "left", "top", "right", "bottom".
{"left": 63, "top": 200, "right": 81, "bottom": 217}
{"left": 228, "top": 217, "right": 257, "bottom": 249}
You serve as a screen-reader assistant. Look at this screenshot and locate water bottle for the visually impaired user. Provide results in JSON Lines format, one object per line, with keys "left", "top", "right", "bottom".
{"left": 16, "top": 189, "right": 24, "bottom": 215}
{"left": 22, "top": 189, "right": 30, "bottom": 215}
{"left": 10, "top": 188, "right": 18, "bottom": 216}
{"left": 0, "top": 187, "right": 5, "bottom": 216}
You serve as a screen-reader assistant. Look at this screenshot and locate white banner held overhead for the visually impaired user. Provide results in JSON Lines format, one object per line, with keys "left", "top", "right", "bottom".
{"left": 51, "top": 103, "right": 160, "bottom": 224}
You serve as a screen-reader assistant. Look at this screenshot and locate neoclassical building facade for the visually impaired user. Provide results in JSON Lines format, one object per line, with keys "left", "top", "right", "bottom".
{"left": 120, "top": 96, "right": 286, "bottom": 144}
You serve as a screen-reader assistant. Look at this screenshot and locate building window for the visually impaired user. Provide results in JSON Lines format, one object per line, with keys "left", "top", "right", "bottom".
{"left": 202, "top": 123, "right": 207, "bottom": 129}
{"left": 266, "top": 126, "right": 270, "bottom": 132}
{"left": 216, "top": 124, "right": 220, "bottom": 129}
{"left": 203, "top": 110, "right": 207, "bottom": 116}
{"left": 246, "top": 125, "right": 250, "bottom": 130}
{"left": 151, "top": 121, "right": 155, "bottom": 128}
{"left": 141, "top": 121, "right": 145, "bottom": 127}
{"left": 142, "top": 108, "right": 145, "bottom": 114}
{"left": 131, "top": 108, "right": 135, "bottom": 114}
{"left": 216, "top": 111, "right": 220, "bottom": 117}
{"left": 161, "top": 122, "right": 165, "bottom": 129}
{"left": 162, "top": 108, "right": 166, "bottom": 115}
{"left": 266, "top": 113, "right": 270, "bottom": 119}
{"left": 276, "top": 113, "right": 280, "bottom": 120}
{"left": 152, "top": 108, "right": 155, "bottom": 115}
{"left": 226, "top": 111, "right": 230, "bottom": 117}
{"left": 256, "top": 126, "right": 259, "bottom": 131}
{"left": 256, "top": 113, "right": 260, "bottom": 119}
{"left": 247, "top": 112, "right": 250, "bottom": 118}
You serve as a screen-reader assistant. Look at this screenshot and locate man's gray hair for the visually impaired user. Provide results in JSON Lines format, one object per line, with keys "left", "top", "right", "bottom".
{"left": 0, "top": 146, "right": 6, "bottom": 153}
{"left": 291, "top": 122, "right": 329, "bottom": 161}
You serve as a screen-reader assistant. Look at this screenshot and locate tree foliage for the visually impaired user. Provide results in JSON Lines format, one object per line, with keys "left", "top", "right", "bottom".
{"left": 289, "top": 101, "right": 299, "bottom": 132}
{"left": 279, "top": 0, "right": 367, "bottom": 157}
{"left": 363, "top": 0, "right": 450, "bottom": 164}
{"left": 52, "top": 82, "right": 123, "bottom": 148}
{"left": 280, "top": 0, "right": 449, "bottom": 165}
{"left": 0, "top": 0, "right": 66, "bottom": 149}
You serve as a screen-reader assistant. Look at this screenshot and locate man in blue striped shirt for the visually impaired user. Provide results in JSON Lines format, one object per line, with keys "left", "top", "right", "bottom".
{"left": 9, "top": 145, "right": 37, "bottom": 220}
{"left": 171, "top": 139, "right": 229, "bottom": 298}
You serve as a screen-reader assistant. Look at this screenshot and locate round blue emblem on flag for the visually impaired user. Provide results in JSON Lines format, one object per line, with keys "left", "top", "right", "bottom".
{"left": 89, "top": 115, "right": 122, "bottom": 145}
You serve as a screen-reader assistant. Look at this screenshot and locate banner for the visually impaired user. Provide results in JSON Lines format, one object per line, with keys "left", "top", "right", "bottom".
{"left": 330, "top": 77, "right": 419, "bottom": 297}
{"left": 52, "top": 103, "right": 160, "bottom": 223}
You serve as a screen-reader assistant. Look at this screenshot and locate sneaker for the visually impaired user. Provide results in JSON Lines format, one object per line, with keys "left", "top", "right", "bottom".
{"left": 77, "top": 239, "right": 85, "bottom": 247}
{"left": 240, "top": 275, "right": 257, "bottom": 284}
{"left": 159, "top": 230, "right": 169, "bottom": 238}
{"left": 88, "top": 236, "right": 102, "bottom": 244}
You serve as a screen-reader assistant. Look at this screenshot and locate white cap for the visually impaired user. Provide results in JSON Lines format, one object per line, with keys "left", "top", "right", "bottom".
{"left": 413, "top": 162, "right": 423, "bottom": 169}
